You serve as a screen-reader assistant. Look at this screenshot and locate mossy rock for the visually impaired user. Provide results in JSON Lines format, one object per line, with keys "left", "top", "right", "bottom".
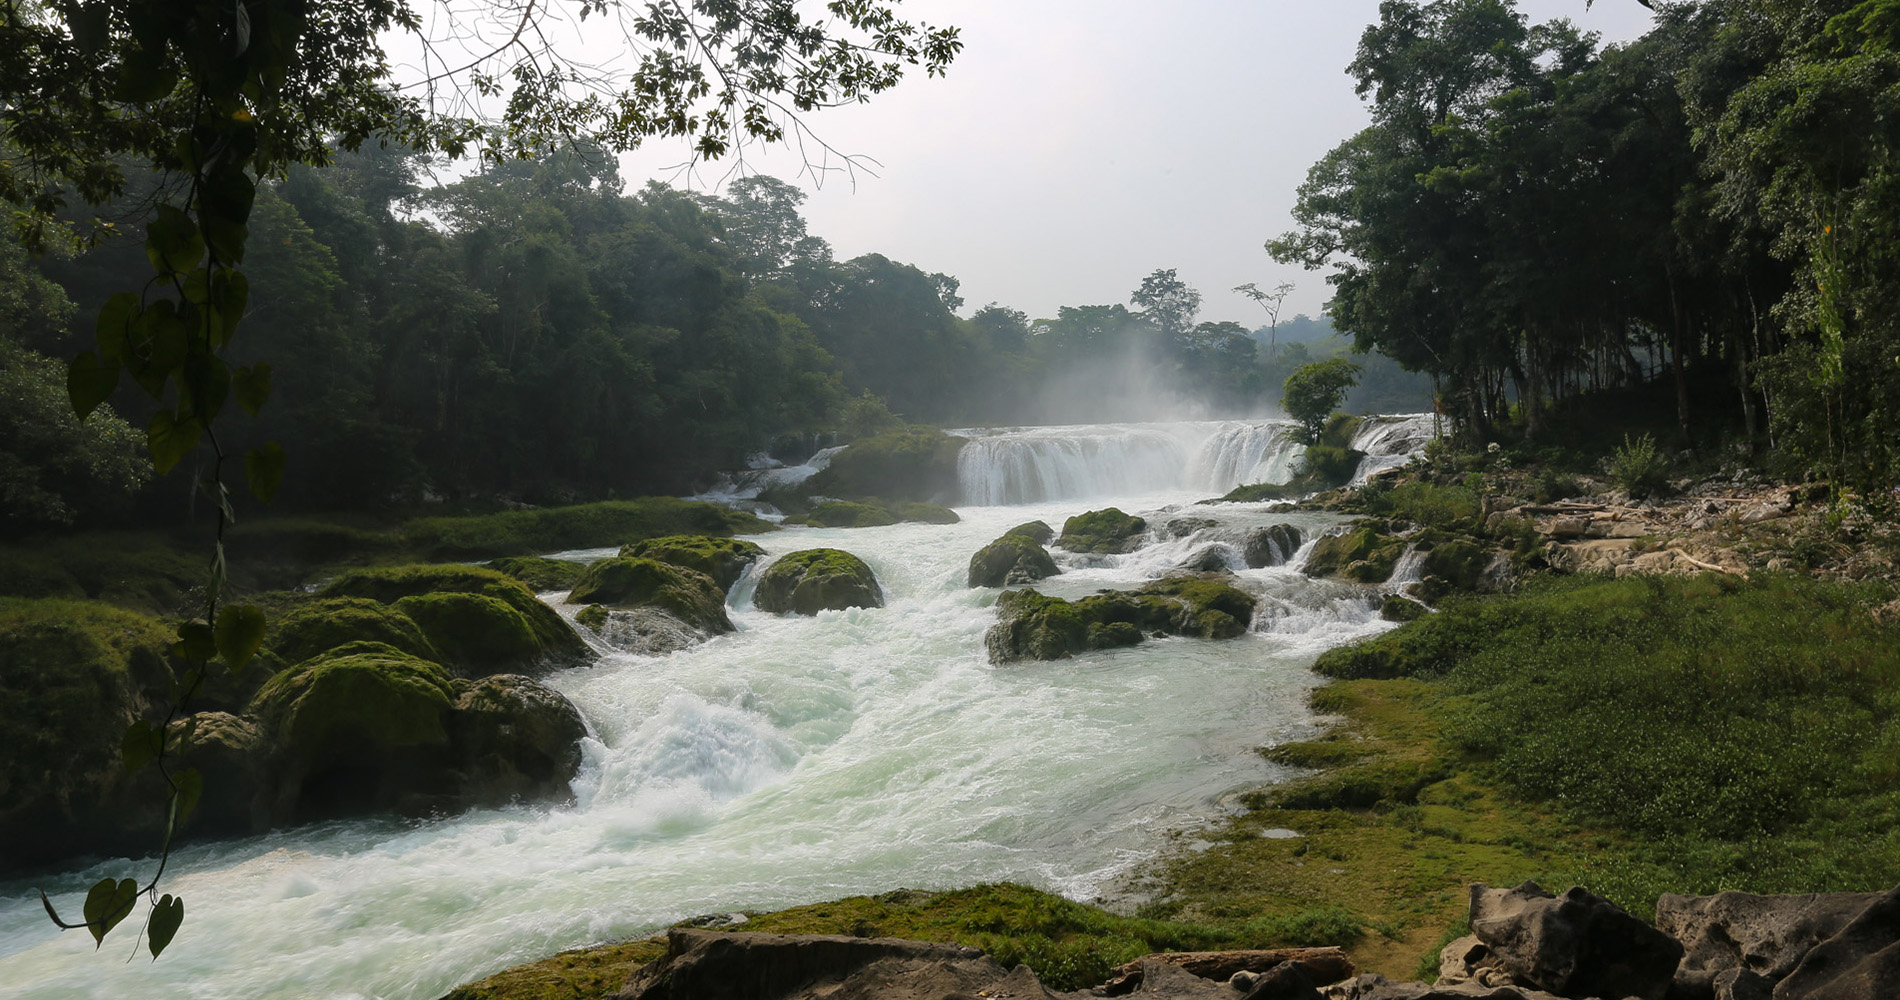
{"left": 804, "top": 429, "right": 967, "bottom": 503}
{"left": 618, "top": 536, "right": 766, "bottom": 591}
{"left": 449, "top": 674, "right": 587, "bottom": 807}
{"left": 985, "top": 576, "right": 1256, "bottom": 663}
{"left": 1381, "top": 595, "right": 1430, "bottom": 622}
{"left": 1303, "top": 527, "right": 1405, "bottom": 583}
{"left": 576, "top": 604, "right": 610, "bottom": 634}
{"left": 1004, "top": 521, "right": 1055, "bottom": 545}
{"left": 567, "top": 558, "right": 733, "bottom": 633}
{"left": 270, "top": 597, "right": 442, "bottom": 667}
{"left": 485, "top": 556, "right": 588, "bottom": 593}
{"left": 395, "top": 592, "right": 555, "bottom": 678}
{"left": 805, "top": 501, "right": 899, "bottom": 528}
{"left": 1244, "top": 524, "right": 1305, "bottom": 568}
{"left": 755, "top": 549, "right": 884, "bottom": 615}
{"left": 967, "top": 534, "right": 1060, "bottom": 588}
{"left": 1056, "top": 508, "right": 1149, "bottom": 554}
{"left": 320, "top": 564, "right": 590, "bottom": 672}
{"left": 249, "top": 642, "right": 461, "bottom": 823}
{"left": 893, "top": 501, "right": 960, "bottom": 525}
{"left": 0, "top": 598, "right": 177, "bottom": 873}
{"left": 1420, "top": 539, "right": 1488, "bottom": 593}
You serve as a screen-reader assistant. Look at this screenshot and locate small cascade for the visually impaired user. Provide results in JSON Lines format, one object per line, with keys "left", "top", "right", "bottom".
{"left": 1348, "top": 413, "right": 1437, "bottom": 484}
{"left": 1186, "top": 422, "right": 1307, "bottom": 492}
{"left": 1386, "top": 545, "right": 1429, "bottom": 588}
{"left": 692, "top": 445, "right": 846, "bottom": 503}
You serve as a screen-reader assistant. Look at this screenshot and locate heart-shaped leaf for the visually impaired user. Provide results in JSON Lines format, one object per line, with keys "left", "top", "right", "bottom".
{"left": 175, "top": 620, "right": 217, "bottom": 662}
{"left": 147, "top": 894, "right": 184, "bottom": 959}
{"left": 147, "top": 409, "right": 203, "bottom": 475}
{"left": 234, "top": 362, "right": 272, "bottom": 417}
{"left": 245, "top": 442, "right": 286, "bottom": 504}
{"left": 67, "top": 351, "right": 122, "bottom": 421}
{"left": 215, "top": 605, "right": 266, "bottom": 672}
{"left": 81, "top": 877, "right": 137, "bottom": 947}
{"left": 145, "top": 205, "right": 203, "bottom": 276}
{"left": 122, "top": 720, "right": 162, "bottom": 774}
{"left": 94, "top": 292, "right": 141, "bottom": 363}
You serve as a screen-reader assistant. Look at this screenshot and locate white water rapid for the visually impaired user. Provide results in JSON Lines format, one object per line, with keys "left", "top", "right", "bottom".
{"left": 0, "top": 420, "right": 1433, "bottom": 1000}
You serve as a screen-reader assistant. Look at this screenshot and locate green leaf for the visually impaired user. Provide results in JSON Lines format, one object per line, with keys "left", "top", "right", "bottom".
{"left": 181, "top": 354, "right": 230, "bottom": 423}
{"left": 147, "top": 409, "right": 203, "bottom": 474}
{"left": 127, "top": 300, "right": 187, "bottom": 399}
{"left": 170, "top": 769, "right": 203, "bottom": 828}
{"left": 122, "top": 720, "right": 162, "bottom": 774}
{"left": 145, "top": 205, "right": 204, "bottom": 276}
{"left": 209, "top": 270, "right": 249, "bottom": 345}
{"left": 95, "top": 292, "right": 141, "bottom": 363}
{"left": 175, "top": 620, "right": 217, "bottom": 661}
{"left": 81, "top": 878, "right": 137, "bottom": 947}
{"left": 147, "top": 894, "right": 184, "bottom": 959}
{"left": 215, "top": 605, "right": 266, "bottom": 671}
{"left": 234, "top": 362, "right": 272, "bottom": 416}
{"left": 116, "top": 49, "right": 177, "bottom": 103}
{"left": 67, "top": 351, "right": 121, "bottom": 421}
{"left": 245, "top": 442, "right": 286, "bottom": 504}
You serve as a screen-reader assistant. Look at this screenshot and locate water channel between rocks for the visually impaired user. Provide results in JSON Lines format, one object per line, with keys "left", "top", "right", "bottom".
{"left": 0, "top": 418, "right": 1426, "bottom": 1000}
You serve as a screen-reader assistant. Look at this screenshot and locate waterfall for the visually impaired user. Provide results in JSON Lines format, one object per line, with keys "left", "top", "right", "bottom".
{"left": 954, "top": 420, "right": 1310, "bottom": 505}
{"left": 1348, "top": 413, "right": 1437, "bottom": 484}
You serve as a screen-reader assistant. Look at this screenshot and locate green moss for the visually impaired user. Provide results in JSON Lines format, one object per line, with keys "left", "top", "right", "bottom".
{"left": 967, "top": 534, "right": 1059, "bottom": 588}
{"left": 892, "top": 501, "right": 961, "bottom": 525}
{"left": 805, "top": 501, "right": 899, "bottom": 528}
{"left": 1260, "top": 740, "right": 1368, "bottom": 770}
{"left": 1380, "top": 595, "right": 1430, "bottom": 623}
{"left": 804, "top": 429, "right": 966, "bottom": 503}
{"left": 486, "top": 556, "right": 588, "bottom": 593}
{"left": 0, "top": 533, "right": 204, "bottom": 613}
{"left": 1004, "top": 521, "right": 1055, "bottom": 545}
{"left": 575, "top": 604, "right": 609, "bottom": 634}
{"left": 394, "top": 593, "right": 545, "bottom": 676}
{"left": 402, "top": 499, "right": 774, "bottom": 561}
{"left": 249, "top": 642, "right": 458, "bottom": 756}
{"left": 1303, "top": 527, "right": 1405, "bottom": 583}
{"left": 618, "top": 536, "right": 766, "bottom": 591}
{"left": 987, "top": 577, "right": 1256, "bottom": 662}
{"left": 755, "top": 548, "right": 883, "bottom": 615}
{"left": 270, "top": 597, "right": 442, "bottom": 667}
{"left": 1419, "top": 540, "right": 1487, "bottom": 592}
{"left": 226, "top": 518, "right": 405, "bottom": 569}
{"left": 442, "top": 939, "right": 668, "bottom": 1000}
{"left": 1056, "top": 508, "right": 1147, "bottom": 554}
{"left": 566, "top": 558, "right": 732, "bottom": 632}
{"left": 320, "top": 564, "right": 589, "bottom": 669}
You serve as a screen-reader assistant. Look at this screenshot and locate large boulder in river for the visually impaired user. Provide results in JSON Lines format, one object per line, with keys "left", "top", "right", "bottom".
{"left": 1303, "top": 527, "right": 1405, "bottom": 583}
{"left": 568, "top": 557, "right": 734, "bottom": 634}
{"left": 1245, "top": 524, "right": 1305, "bottom": 568}
{"left": 269, "top": 597, "right": 442, "bottom": 667}
{"left": 756, "top": 549, "right": 884, "bottom": 615}
{"left": 619, "top": 535, "right": 766, "bottom": 592}
{"left": 803, "top": 428, "right": 967, "bottom": 503}
{"left": 1057, "top": 508, "right": 1148, "bottom": 554}
{"left": 968, "top": 533, "right": 1060, "bottom": 588}
{"left": 1005, "top": 520, "right": 1055, "bottom": 545}
{"left": 485, "top": 555, "right": 588, "bottom": 593}
{"left": 450, "top": 674, "right": 587, "bottom": 807}
{"left": 321, "top": 564, "right": 591, "bottom": 675}
{"left": 986, "top": 576, "right": 1256, "bottom": 664}
{"left": 1465, "top": 881, "right": 1681, "bottom": 1000}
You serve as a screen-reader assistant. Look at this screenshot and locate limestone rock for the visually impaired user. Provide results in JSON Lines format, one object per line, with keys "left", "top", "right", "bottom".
{"left": 1769, "top": 886, "right": 1900, "bottom": 1000}
{"left": 269, "top": 596, "right": 442, "bottom": 668}
{"left": 1005, "top": 520, "right": 1056, "bottom": 545}
{"left": 1246, "top": 524, "right": 1305, "bottom": 568}
{"left": 322, "top": 564, "right": 591, "bottom": 675}
{"left": 1381, "top": 595, "right": 1429, "bottom": 622}
{"left": 1303, "top": 527, "right": 1404, "bottom": 583}
{"left": 615, "top": 928, "right": 998, "bottom": 1000}
{"left": 618, "top": 535, "right": 766, "bottom": 591}
{"left": 449, "top": 674, "right": 586, "bottom": 807}
{"left": 986, "top": 576, "right": 1256, "bottom": 664}
{"left": 1164, "top": 517, "right": 1218, "bottom": 539}
{"left": 1467, "top": 881, "right": 1681, "bottom": 1000}
{"left": 1319, "top": 973, "right": 1566, "bottom": 999}
{"left": 968, "top": 532, "right": 1060, "bottom": 588}
{"left": 1057, "top": 508, "right": 1149, "bottom": 554}
{"left": 755, "top": 549, "right": 884, "bottom": 615}
{"left": 1655, "top": 889, "right": 1888, "bottom": 992}
{"left": 567, "top": 557, "right": 734, "bottom": 634}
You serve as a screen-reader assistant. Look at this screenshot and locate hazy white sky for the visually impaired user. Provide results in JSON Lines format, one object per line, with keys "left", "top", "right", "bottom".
{"left": 607, "top": 2, "right": 1659, "bottom": 326}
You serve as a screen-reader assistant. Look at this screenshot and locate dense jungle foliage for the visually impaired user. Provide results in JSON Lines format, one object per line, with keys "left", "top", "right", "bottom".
{"left": 1274, "top": 0, "right": 1900, "bottom": 492}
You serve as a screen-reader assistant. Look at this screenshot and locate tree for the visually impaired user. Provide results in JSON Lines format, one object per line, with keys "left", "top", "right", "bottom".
{"left": 1283, "top": 358, "right": 1363, "bottom": 443}
{"left": 1234, "top": 280, "right": 1294, "bottom": 355}
{"left": 1129, "top": 268, "right": 1202, "bottom": 340}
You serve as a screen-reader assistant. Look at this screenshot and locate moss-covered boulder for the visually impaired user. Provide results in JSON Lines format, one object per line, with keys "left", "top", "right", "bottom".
{"left": 985, "top": 576, "right": 1257, "bottom": 663}
{"left": 619, "top": 536, "right": 766, "bottom": 591}
{"left": 575, "top": 603, "right": 610, "bottom": 633}
{"left": 567, "top": 558, "right": 733, "bottom": 634}
{"left": 893, "top": 501, "right": 960, "bottom": 525}
{"left": 269, "top": 596, "right": 442, "bottom": 667}
{"left": 1381, "top": 595, "right": 1430, "bottom": 623}
{"left": 0, "top": 598, "right": 177, "bottom": 873}
{"left": 1420, "top": 539, "right": 1488, "bottom": 592}
{"left": 173, "top": 711, "right": 268, "bottom": 836}
{"left": 394, "top": 592, "right": 553, "bottom": 678}
{"left": 485, "top": 556, "right": 588, "bottom": 593}
{"left": 321, "top": 564, "right": 591, "bottom": 675}
{"left": 1004, "top": 520, "right": 1055, "bottom": 545}
{"left": 755, "top": 549, "right": 884, "bottom": 615}
{"left": 967, "top": 533, "right": 1061, "bottom": 588}
{"left": 805, "top": 501, "right": 899, "bottom": 528}
{"left": 804, "top": 429, "right": 967, "bottom": 503}
{"left": 1244, "top": 524, "right": 1305, "bottom": 568}
{"left": 1056, "top": 508, "right": 1149, "bottom": 554}
{"left": 249, "top": 642, "right": 461, "bottom": 823}
{"left": 449, "top": 675, "right": 587, "bottom": 807}
{"left": 1302, "top": 526, "right": 1405, "bottom": 583}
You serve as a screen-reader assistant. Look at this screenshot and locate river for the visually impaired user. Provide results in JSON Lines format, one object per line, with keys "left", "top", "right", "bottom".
{"left": 0, "top": 416, "right": 1430, "bottom": 1000}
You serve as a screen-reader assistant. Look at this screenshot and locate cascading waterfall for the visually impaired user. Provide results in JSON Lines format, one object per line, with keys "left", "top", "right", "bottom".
{"left": 0, "top": 419, "right": 1437, "bottom": 1000}
{"left": 1348, "top": 413, "right": 1437, "bottom": 484}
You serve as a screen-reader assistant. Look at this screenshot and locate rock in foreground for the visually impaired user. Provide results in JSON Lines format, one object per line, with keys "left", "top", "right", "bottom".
{"left": 968, "top": 532, "right": 1060, "bottom": 588}
{"left": 755, "top": 549, "right": 884, "bottom": 615}
{"left": 1056, "top": 508, "right": 1148, "bottom": 554}
{"left": 985, "top": 575, "right": 1256, "bottom": 664}
{"left": 568, "top": 557, "right": 734, "bottom": 634}
{"left": 618, "top": 535, "right": 765, "bottom": 591}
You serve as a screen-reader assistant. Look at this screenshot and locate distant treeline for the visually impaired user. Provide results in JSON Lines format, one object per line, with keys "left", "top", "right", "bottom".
{"left": 2, "top": 145, "right": 1427, "bottom": 530}
{"left": 1275, "top": 0, "right": 1900, "bottom": 490}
